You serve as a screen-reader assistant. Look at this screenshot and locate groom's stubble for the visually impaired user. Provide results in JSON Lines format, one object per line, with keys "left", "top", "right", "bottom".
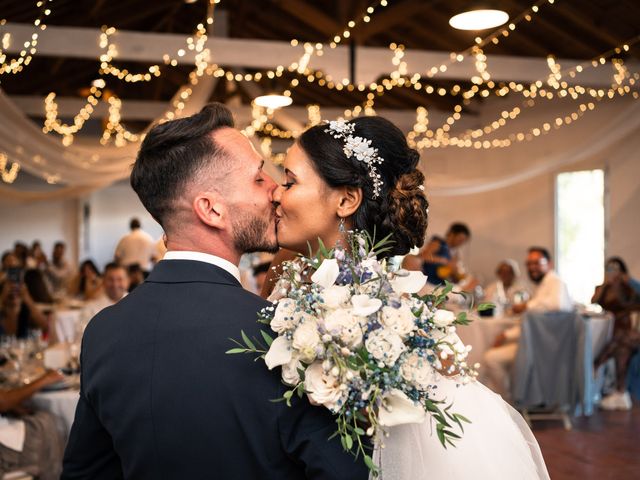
{"left": 231, "top": 208, "right": 279, "bottom": 254}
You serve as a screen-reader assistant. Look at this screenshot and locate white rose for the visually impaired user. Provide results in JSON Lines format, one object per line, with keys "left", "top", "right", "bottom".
{"left": 282, "top": 355, "right": 302, "bottom": 385}
{"left": 324, "top": 308, "right": 363, "bottom": 348}
{"left": 271, "top": 298, "right": 297, "bottom": 334}
{"left": 400, "top": 351, "right": 436, "bottom": 390}
{"left": 320, "top": 285, "right": 351, "bottom": 309}
{"left": 292, "top": 319, "right": 321, "bottom": 363}
{"left": 304, "top": 362, "right": 348, "bottom": 413}
{"left": 432, "top": 309, "right": 456, "bottom": 328}
{"left": 365, "top": 328, "right": 406, "bottom": 367}
{"left": 311, "top": 259, "right": 340, "bottom": 289}
{"left": 380, "top": 304, "right": 416, "bottom": 339}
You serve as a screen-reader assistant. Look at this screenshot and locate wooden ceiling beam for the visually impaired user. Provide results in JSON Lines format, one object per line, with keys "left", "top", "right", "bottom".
{"left": 274, "top": 0, "right": 341, "bottom": 38}
{"left": 552, "top": 2, "right": 627, "bottom": 49}
{"left": 354, "top": 0, "right": 434, "bottom": 42}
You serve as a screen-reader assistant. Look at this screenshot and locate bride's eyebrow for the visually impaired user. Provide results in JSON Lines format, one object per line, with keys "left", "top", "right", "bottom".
{"left": 284, "top": 168, "right": 297, "bottom": 178}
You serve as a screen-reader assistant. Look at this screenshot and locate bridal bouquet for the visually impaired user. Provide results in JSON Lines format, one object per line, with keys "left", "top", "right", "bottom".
{"left": 228, "top": 232, "right": 489, "bottom": 474}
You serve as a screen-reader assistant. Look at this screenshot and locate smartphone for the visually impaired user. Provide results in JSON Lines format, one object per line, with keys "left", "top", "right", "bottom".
{"left": 6, "top": 267, "right": 24, "bottom": 284}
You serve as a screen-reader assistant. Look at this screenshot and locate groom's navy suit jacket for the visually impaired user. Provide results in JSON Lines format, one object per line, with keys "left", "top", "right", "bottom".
{"left": 62, "top": 259, "right": 368, "bottom": 479}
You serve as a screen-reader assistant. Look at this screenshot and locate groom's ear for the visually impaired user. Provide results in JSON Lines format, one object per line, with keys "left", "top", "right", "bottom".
{"left": 336, "top": 186, "right": 362, "bottom": 218}
{"left": 193, "top": 191, "right": 226, "bottom": 229}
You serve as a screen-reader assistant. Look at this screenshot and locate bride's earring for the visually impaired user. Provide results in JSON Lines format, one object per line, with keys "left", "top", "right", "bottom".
{"left": 338, "top": 217, "right": 346, "bottom": 235}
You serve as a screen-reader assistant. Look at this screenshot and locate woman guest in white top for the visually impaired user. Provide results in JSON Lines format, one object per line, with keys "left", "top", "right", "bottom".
{"left": 484, "top": 259, "right": 528, "bottom": 317}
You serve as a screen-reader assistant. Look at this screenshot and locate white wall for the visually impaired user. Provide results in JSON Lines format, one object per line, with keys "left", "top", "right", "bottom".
{"left": 0, "top": 197, "right": 79, "bottom": 264}
{"left": 83, "top": 181, "right": 163, "bottom": 269}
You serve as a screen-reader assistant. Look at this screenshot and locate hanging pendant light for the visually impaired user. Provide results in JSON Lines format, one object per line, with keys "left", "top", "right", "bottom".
{"left": 449, "top": 9, "right": 509, "bottom": 30}
{"left": 253, "top": 94, "right": 293, "bottom": 109}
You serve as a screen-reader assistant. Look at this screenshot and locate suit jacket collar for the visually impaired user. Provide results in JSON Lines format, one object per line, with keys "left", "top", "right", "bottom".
{"left": 146, "top": 259, "right": 241, "bottom": 287}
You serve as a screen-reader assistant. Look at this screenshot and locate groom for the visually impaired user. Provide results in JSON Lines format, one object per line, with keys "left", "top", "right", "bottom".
{"left": 61, "top": 103, "right": 368, "bottom": 479}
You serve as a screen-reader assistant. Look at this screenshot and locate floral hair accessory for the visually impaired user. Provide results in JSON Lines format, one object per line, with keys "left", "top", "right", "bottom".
{"left": 324, "top": 119, "right": 384, "bottom": 198}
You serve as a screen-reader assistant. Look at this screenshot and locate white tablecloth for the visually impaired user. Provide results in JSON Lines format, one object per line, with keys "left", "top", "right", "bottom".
{"left": 456, "top": 316, "right": 519, "bottom": 368}
{"left": 52, "top": 309, "right": 82, "bottom": 344}
{"left": 30, "top": 390, "right": 79, "bottom": 440}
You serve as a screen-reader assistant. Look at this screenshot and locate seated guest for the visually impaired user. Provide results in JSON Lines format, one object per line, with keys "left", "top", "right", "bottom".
{"left": 0, "top": 275, "right": 49, "bottom": 338}
{"left": 82, "top": 263, "right": 130, "bottom": 321}
{"left": 484, "top": 259, "right": 528, "bottom": 316}
{"left": 24, "top": 269, "right": 54, "bottom": 304}
{"left": 127, "top": 263, "right": 145, "bottom": 292}
{"left": 0, "top": 370, "right": 65, "bottom": 480}
{"left": 44, "top": 241, "right": 73, "bottom": 299}
{"left": 0, "top": 251, "right": 19, "bottom": 284}
{"left": 403, "top": 222, "right": 471, "bottom": 285}
{"left": 593, "top": 257, "right": 640, "bottom": 410}
{"left": 69, "top": 260, "right": 103, "bottom": 301}
{"left": 29, "top": 241, "right": 48, "bottom": 270}
{"left": 483, "top": 247, "right": 573, "bottom": 399}
{"left": 12, "top": 242, "right": 29, "bottom": 269}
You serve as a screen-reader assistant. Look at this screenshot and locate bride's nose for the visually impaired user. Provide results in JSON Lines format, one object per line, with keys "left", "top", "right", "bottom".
{"left": 272, "top": 184, "right": 283, "bottom": 204}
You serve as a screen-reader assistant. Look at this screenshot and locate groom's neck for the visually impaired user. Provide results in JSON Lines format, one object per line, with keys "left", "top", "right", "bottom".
{"left": 165, "top": 235, "right": 240, "bottom": 266}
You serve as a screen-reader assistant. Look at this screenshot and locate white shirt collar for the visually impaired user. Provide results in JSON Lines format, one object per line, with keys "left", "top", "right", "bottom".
{"left": 163, "top": 251, "right": 241, "bottom": 283}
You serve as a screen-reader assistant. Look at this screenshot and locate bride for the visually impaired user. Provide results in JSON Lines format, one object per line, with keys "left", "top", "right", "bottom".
{"left": 264, "top": 115, "right": 550, "bottom": 480}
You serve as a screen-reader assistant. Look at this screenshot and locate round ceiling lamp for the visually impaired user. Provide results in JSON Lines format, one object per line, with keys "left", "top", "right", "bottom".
{"left": 253, "top": 94, "right": 293, "bottom": 109}
{"left": 449, "top": 9, "right": 509, "bottom": 30}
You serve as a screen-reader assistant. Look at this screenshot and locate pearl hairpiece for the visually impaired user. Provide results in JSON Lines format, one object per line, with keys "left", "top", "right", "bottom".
{"left": 324, "top": 119, "right": 384, "bottom": 198}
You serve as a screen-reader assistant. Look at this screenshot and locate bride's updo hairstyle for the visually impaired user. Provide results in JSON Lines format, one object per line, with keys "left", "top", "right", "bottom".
{"left": 298, "top": 116, "right": 429, "bottom": 256}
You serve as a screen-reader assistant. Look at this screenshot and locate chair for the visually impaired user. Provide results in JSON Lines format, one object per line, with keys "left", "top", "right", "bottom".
{"left": 511, "top": 311, "right": 586, "bottom": 430}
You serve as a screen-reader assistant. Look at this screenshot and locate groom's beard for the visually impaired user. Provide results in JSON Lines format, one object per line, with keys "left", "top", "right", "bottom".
{"left": 232, "top": 212, "right": 279, "bottom": 254}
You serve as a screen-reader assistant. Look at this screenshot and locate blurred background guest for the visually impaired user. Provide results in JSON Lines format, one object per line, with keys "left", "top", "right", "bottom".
{"left": 0, "top": 370, "right": 65, "bottom": 480}
{"left": 83, "top": 263, "right": 130, "bottom": 320}
{"left": 0, "top": 276, "right": 49, "bottom": 338}
{"left": 24, "top": 269, "right": 54, "bottom": 304}
{"left": 28, "top": 241, "right": 48, "bottom": 270}
{"left": 0, "top": 251, "right": 19, "bottom": 284}
{"left": 483, "top": 259, "right": 528, "bottom": 317}
{"left": 593, "top": 257, "right": 640, "bottom": 410}
{"left": 69, "top": 260, "right": 103, "bottom": 301}
{"left": 483, "top": 247, "right": 573, "bottom": 399}
{"left": 12, "top": 242, "right": 29, "bottom": 269}
{"left": 403, "top": 222, "right": 471, "bottom": 286}
{"left": 127, "top": 263, "right": 145, "bottom": 292}
{"left": 44, "top": 241, "right": 73, "bottom": 300}
{"left": 114, "top": 217, "right": 156, "bottom": 273}
{"left": 252, "top": 262, "right": 271, "bottom": 296}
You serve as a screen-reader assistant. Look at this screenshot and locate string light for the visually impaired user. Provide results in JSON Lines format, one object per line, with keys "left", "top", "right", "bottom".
{"left": 43, "top": 85, "right": 103, "bottom": 146}
{"left": 0, "top": 0, "right": 53, "bottom": 75}
{"left": 100, "top": 96, "right": 142, "bottom": 146}
{"left": 0, "top": 152, "right": 20, "bottom": 183}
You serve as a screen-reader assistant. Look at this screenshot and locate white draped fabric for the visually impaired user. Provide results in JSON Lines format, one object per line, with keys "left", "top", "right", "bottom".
{"left": 426, "top": 100, "right": 640, "bottom": 196}
{"left": 0, "top": 75, "right": 217, "bottom": 201}
{"left": 1, "top": 84, "right": 639, "bottom": 202}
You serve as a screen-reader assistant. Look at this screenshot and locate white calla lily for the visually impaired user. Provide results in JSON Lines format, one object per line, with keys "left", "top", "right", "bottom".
{"left": 351, "top": 294, "right": 383, "bottom": 317}
{"left": 378, "top": 389, "right": 427, "bottom": 427}
{"left": 390, "top": 270, "right": 428, "bottom": 294}
{"left": 264, "top": 336, "right": 293, "bottom": 370}
{"left": 311, "top": 258, "right": 340, "bottom": 289}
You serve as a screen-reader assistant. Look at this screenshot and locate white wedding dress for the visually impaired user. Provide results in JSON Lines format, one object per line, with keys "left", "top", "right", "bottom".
{"left": 373, "top": 372, "right": 550, "bottom": 480}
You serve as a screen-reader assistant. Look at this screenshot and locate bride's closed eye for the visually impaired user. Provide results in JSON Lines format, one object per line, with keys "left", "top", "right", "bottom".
{"left": 281, "top": 181, "right": 294, "bottom": 190}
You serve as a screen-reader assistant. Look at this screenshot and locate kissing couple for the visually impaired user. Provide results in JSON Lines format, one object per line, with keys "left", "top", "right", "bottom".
{"left": 61, "top": 103, "right": 549, "bottom": 479}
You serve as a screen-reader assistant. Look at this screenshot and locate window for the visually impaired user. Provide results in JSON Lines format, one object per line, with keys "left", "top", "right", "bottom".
{"left": 556, "top": 169, "right": 605, "bottom": 305}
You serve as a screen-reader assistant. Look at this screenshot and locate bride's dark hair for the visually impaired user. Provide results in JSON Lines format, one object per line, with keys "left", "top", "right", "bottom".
{"left": 298, "top": 116, "right": 429, "bottom": 256}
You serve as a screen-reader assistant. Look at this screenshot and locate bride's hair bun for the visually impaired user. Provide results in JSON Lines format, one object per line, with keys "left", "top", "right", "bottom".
{"left": 388, "top": 168, "right": 429, "bottom": 254}
{"left": 298, "top": 116, "right": 429, "bottom": 257}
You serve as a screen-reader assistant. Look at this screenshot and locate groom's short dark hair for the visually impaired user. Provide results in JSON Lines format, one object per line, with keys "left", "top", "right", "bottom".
{"left": 131, "top": 103, "right": 234, "bottom": 228}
